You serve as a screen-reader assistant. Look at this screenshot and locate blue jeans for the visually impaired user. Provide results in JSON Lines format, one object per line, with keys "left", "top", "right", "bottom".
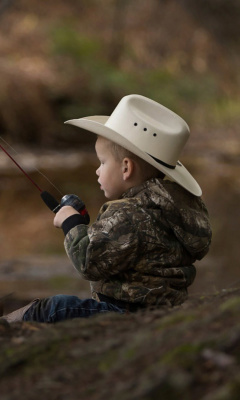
{"left": 23, "top": 295, "right": 125, "bottom": 323}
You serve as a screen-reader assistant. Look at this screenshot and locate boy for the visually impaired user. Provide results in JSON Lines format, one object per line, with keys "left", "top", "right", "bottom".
{"left": 2, "top": 94, "right": 212, "bottom": 323}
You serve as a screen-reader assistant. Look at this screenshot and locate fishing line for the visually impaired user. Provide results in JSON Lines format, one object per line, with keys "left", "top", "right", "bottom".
{"left": 0, "top": 137, "right": 90, "bottom": 221}
{"left": 0, "top": 142, "right": 42, "bottom": 192}
{"left": 0, "top": 136, "right": 63, "bottom": 196}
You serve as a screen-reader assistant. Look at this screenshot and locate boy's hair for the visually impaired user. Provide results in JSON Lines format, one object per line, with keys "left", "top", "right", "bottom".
{"left": 109, "top": 140, "right": 165, "bottom": 181}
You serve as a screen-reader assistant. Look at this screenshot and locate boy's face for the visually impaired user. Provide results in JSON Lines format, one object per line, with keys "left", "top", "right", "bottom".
{"left": 95, "top": 137, "right": 126, "bottom": 200}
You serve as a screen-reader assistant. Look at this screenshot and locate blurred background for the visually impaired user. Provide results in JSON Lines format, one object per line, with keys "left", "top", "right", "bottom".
{"left": 0, "top": 0, "right": 239, "bottom": 306}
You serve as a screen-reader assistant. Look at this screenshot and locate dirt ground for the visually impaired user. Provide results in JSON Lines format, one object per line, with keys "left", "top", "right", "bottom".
{"left": 1, "top": 287, "right": 240, "bottom": 400}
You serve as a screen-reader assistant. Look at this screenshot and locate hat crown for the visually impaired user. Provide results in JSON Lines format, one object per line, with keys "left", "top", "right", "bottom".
{"left": 105, "top": 95, "right": 189, "bottom": 166}
{"left": 65, "top": 94, "right": 202, "bottom": 196}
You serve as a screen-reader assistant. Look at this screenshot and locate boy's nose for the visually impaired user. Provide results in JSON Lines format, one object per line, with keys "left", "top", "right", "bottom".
{"left": 96, "top": 167, "right": 100, "bottom": 176}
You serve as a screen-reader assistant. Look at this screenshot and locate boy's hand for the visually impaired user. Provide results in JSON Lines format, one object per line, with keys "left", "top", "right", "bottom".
{"left": 53, "top": 206, "right": 79, "bottom": 228}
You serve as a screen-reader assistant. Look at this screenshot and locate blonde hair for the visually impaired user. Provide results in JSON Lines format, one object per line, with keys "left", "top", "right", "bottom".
{"left": 109, "top": 140, "right": 165, "bottom": 181}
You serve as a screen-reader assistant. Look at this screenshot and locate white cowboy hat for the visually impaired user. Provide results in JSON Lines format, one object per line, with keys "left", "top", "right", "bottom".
{"left": 65, "top": 94, "right": 202, "bottom": 196}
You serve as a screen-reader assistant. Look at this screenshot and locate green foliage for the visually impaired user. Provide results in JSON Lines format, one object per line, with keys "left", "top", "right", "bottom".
{"left": 161, "top": 343, "right": 204, "bottom": 368}
{"left": 49, "top": 24, "right": 238, "bottom": 128}
{"left": 220, "top": 296, "right": 240, "bottom": 313}
{"left": 139, "top": 70, "right": 219, "bottom": 119}
{"left": 51, "top": 25, "right": 101, "bottom": 63}
{"left": 50, "top": 24, "right": 139, "bottom": 117}
{"left": 98, "top": 349, "right": 119, "bottom": 373}
{"left": 213, "top": 98, "right": 240, "bottom": 125}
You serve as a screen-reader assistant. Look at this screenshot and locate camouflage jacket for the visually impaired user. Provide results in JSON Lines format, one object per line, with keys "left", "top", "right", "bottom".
{"left": 64, "top": 178, "right": 212, "bottom": 307}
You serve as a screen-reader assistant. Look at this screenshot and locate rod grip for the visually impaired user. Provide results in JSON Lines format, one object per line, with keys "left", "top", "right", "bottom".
{"left": 40, "top": 191, "right": 90, "bottom": 224}
{"left": 40, "top": 191, "right": 61, "bottom": 213}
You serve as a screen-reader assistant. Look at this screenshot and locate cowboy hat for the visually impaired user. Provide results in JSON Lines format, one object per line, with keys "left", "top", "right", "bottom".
{"left": 65, "top": 94, "right": 202, "bottom": 196}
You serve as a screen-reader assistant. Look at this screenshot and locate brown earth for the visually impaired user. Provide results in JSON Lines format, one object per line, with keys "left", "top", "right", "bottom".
{"left": 1, "top": 287, "right": 240, "bottom": 400}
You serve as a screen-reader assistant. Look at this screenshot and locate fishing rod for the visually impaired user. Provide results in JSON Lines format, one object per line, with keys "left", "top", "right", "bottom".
{"left": 0, "top": 143, "right": 90, "bottom": 223}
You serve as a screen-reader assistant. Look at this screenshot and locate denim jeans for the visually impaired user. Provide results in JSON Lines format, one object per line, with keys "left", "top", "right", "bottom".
{"left": 23, "top": 295, "right": 125, "bottom": 323}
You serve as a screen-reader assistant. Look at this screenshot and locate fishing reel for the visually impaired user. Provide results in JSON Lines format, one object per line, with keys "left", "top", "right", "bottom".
{"left": 41, "top": 191, "right": 90, "bottom": 224}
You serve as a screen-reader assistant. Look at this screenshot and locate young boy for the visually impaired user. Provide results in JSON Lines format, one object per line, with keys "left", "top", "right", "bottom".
{"left": 2, "top": 94, "right": 212, "bottom": 323}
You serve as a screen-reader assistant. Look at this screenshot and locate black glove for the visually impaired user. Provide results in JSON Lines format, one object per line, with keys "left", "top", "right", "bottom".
{"left": 41, "top": 191, "right": 90, "bottom": 234}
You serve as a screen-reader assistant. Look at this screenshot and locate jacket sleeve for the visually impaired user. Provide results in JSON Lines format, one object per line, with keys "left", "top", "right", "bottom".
{"left": 64, "top": 205, "right": 139, "bottom": 281}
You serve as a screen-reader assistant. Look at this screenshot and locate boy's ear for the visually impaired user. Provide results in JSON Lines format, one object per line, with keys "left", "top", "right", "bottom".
{"left": 122, "top": 158, "right": 134, "bottom": 181}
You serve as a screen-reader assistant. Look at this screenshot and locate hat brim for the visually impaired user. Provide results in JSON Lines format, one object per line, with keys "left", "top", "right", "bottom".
{"left": 65, "top": 116, "right": 202, "bottom": 196}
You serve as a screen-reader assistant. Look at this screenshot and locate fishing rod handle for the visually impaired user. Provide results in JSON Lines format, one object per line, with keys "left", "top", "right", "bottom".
{"left": 41, "top": 191, "right": 90, "bottom": 224}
